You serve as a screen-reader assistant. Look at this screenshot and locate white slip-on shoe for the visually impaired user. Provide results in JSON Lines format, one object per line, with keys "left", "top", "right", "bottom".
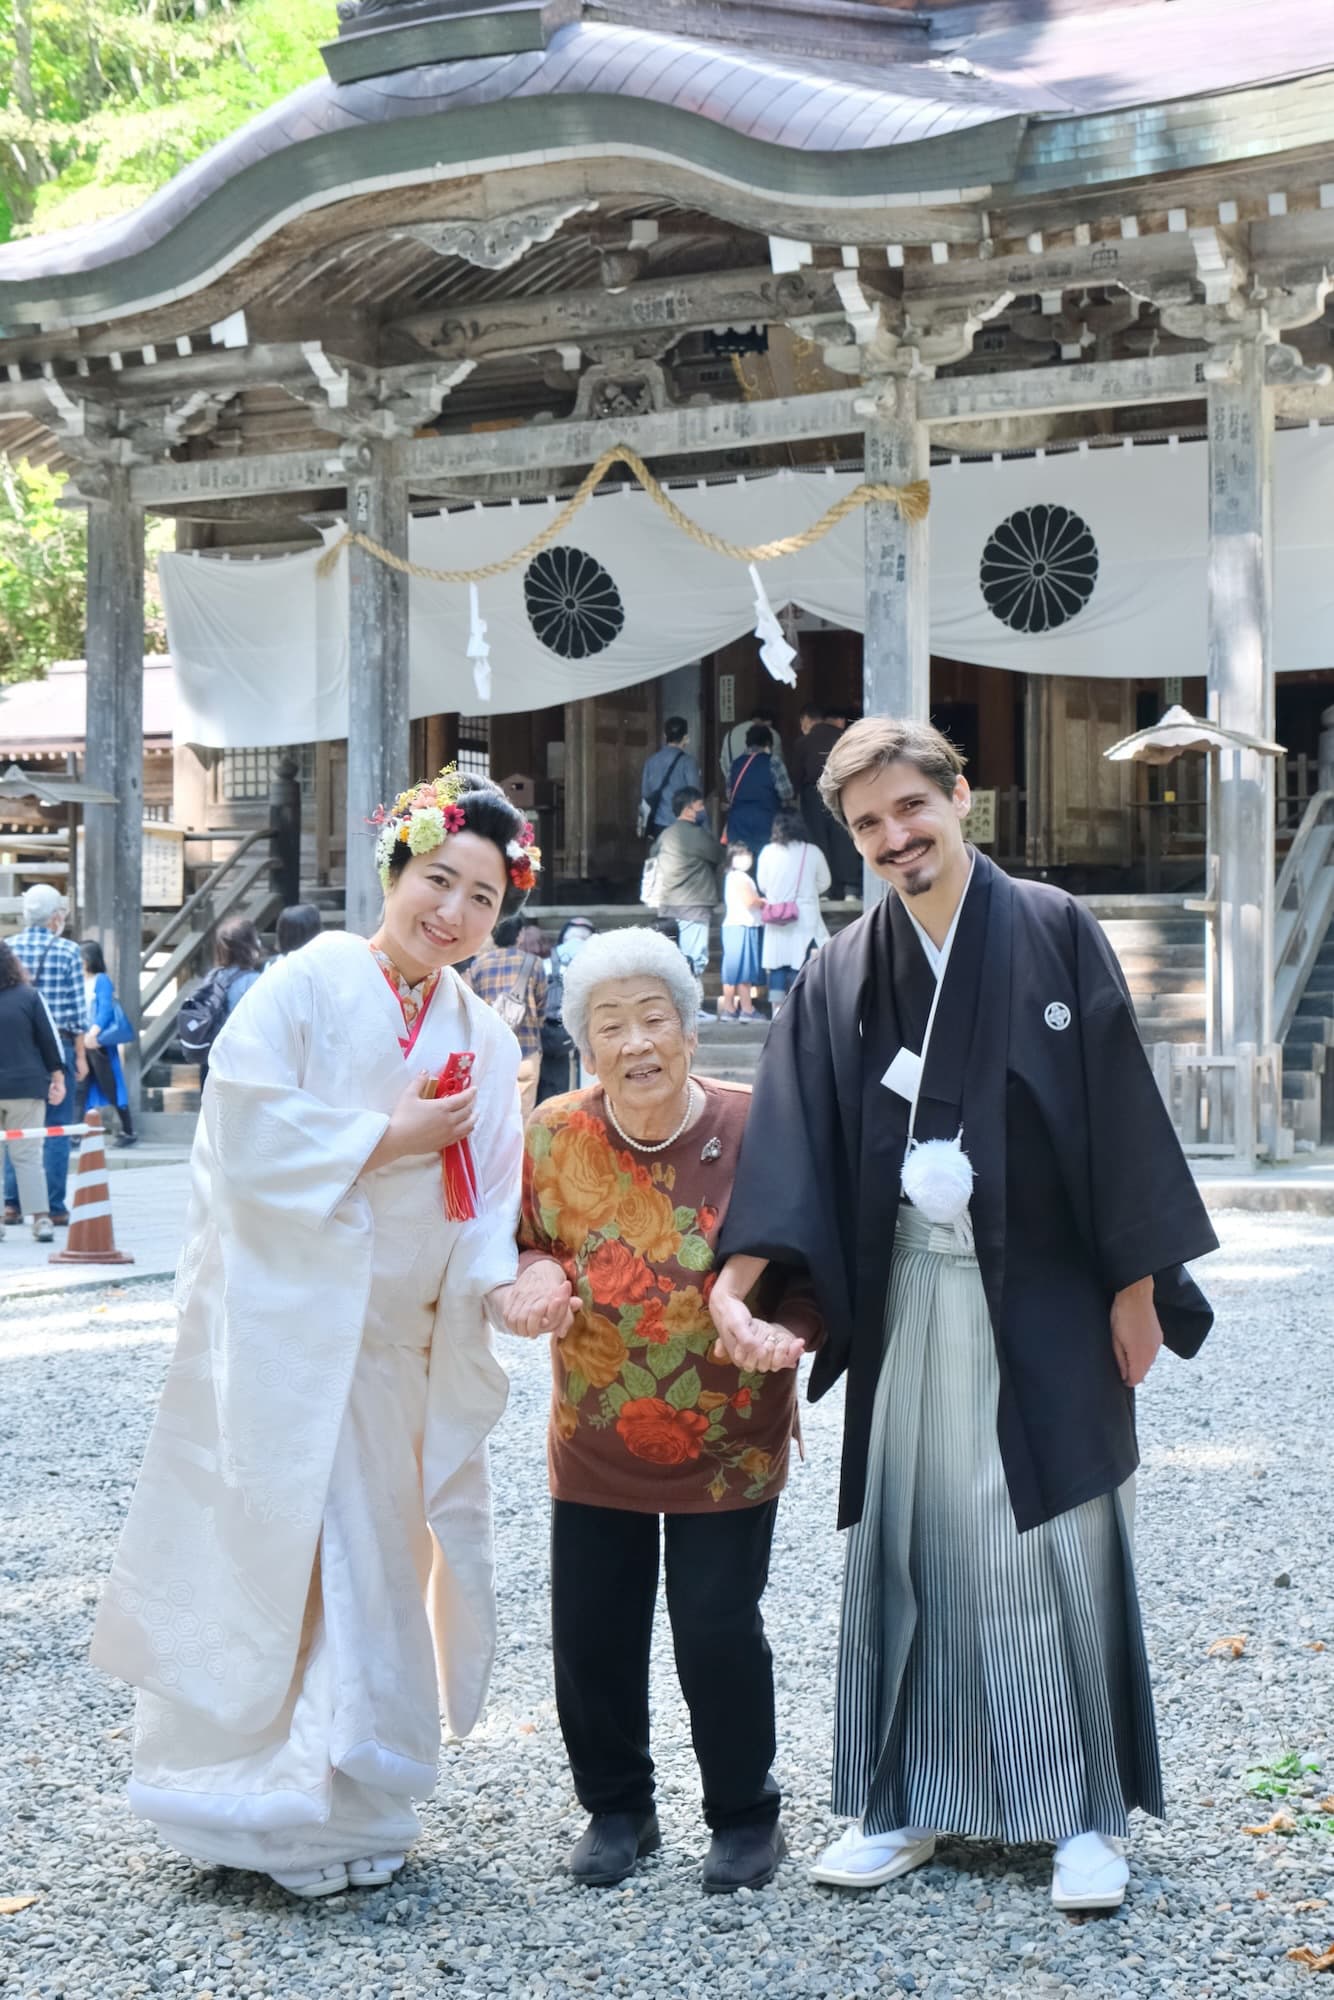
{"left": 268, "top": 1864, "right": 350, "bottom": 1899}
{"left": 810, "top": 1823, "right": 937, "bottom": 1889}
{"left": 1051, "top": 1832, "right": 1129, "bottom": 1911}
{"left": 347, "top": 1853, "right": 406, "bottom": 1888}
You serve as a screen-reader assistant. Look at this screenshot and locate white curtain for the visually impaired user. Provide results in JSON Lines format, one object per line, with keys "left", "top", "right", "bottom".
{"left": 158, "top": 427, "right": 1334, "bottom": 748}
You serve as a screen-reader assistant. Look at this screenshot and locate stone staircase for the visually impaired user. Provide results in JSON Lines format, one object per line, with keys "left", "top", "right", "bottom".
{"left": 696, "top": 895, "right": 1211, "bottom": 1090}
{"left": 1283, "top": 929, "right": 1334, "bottom": 1144}
{"left": 1081, "top": 896, "right": 1208, "bottom": 1046}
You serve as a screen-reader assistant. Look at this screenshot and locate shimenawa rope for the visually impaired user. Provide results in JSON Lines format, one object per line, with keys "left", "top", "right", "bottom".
{"left": 314, "top": 442, "right": 929, "bottom": 585}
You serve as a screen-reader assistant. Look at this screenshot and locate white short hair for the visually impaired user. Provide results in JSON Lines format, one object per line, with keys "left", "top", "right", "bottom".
{"left": 561, "top": 926, "right": 701, "bottom": 1059}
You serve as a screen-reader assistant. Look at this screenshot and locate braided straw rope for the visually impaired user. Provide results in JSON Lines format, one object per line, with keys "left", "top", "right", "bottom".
{"left": 314, "top": 443, "right": 929, "bottom": 585}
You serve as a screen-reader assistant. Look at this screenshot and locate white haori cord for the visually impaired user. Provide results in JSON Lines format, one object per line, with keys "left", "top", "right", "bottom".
{"left": 899, "top": 876, "right": 975, "bottom": 1238}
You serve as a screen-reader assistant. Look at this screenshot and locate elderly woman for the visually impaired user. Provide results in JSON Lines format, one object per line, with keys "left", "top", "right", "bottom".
{"left": 500, "top": 928, "right": 819, "bottom": 1895}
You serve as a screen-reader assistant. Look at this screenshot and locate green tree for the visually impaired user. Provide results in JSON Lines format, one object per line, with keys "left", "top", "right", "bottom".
{"left": 0, "top": 456, "right": 170, "bottom": 683}
{"left": 0, "top": 0, "right": 329, "bottom": 239}
{"left": 0, "top": 456, "right": 88, "bottom": 682}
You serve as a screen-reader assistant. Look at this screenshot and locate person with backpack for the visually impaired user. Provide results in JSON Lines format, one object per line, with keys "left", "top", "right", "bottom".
{"left": 467, "top": 913, "right": 549, "bottom": 1117}
{"left": 179, "top": 917, "right": 264, "bottom": 1083}
{"left": 638, "top": 716, "right": 702, "bottom": 839}
{"left": 1, "top": 884, "right": 88, "bottom": 1231}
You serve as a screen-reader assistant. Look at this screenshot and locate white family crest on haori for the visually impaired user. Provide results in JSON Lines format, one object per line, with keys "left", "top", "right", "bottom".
{"left": 90, "top": 931, "right": 524, "bottom": 1874}
{"left": 1045, "top": 1000, "right": 1072, "bottom": 1031}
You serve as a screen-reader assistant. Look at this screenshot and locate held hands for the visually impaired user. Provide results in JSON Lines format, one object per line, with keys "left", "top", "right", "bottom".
{"left": 709, "top": 1287, "right": 804, "bottom": 1374}
{"left": 1110, "top": 1277, "right": 1164, "bottom": 1388}
{"left": 48, "top": 1071, "right": 66, "bottom": 1107}
{"left": 368, "top": 1071, "right": 479, "bottom": 1171}
{"left": 491, "top": 1258, "right": 577, "bottom": 1340}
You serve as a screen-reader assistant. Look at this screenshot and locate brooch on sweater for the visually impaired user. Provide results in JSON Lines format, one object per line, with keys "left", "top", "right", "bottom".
{"left": 701, "top": 1136, "right": 722, "bottom": 1163}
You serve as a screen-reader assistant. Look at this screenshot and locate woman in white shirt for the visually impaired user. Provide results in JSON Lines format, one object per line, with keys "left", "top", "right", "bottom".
{"left": 719, "top": 844, "right": 764, "bottom": 1021}
{"left": 756, "top": 810, "right": 831, "bottom": 1010}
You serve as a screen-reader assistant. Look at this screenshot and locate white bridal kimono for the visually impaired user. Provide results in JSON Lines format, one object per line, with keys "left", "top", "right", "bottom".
{"left": 91, "top": 932, "right": 523, "bottom": 1872}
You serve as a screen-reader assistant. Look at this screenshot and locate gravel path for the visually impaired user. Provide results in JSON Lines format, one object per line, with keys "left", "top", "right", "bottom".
{"left": 2, "top": 1210, "right": 1332, "bottom": 2000}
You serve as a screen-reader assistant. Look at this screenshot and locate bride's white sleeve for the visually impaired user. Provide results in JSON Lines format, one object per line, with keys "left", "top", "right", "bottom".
{"left": 204, "top": 956, "right": 389, "bottom": 1230}
{"left": 446, "top": 1034, "right": 524, "bottom": 1296}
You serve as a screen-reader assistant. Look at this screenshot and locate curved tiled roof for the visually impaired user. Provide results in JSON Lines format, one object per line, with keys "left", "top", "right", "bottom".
{"left": 1, "top": 2, "right": 1333, "bottom": 332}
{"left": 0, "top": 21, "right": 1024, "bottom": 326}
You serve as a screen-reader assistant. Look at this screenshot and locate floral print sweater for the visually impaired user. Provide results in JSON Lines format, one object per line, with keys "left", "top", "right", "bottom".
{"left": 518, "top": 1079, "right": 821, "bottom": 1513}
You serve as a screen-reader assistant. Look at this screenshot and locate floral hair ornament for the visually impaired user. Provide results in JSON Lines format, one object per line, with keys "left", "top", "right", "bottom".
{"left": 372, "top": 766, "right": 541, "bottom": 892}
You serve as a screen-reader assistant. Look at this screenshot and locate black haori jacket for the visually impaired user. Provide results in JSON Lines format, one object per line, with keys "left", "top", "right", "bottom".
{"left": 718, "top": 848, "right": 1219, "bottom": 1533}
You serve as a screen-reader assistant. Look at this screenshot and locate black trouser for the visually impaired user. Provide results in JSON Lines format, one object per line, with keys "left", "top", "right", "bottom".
{"left": 551, "top": 1497, "right": 781, "bottom": 1832}
{"left": 75, "top": 1054, "right": 134, "bottom": 1138}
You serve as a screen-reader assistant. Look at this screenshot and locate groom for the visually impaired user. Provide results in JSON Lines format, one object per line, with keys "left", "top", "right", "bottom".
{"left": 710, "top": 716, "right": 1217, "bottom": 1911}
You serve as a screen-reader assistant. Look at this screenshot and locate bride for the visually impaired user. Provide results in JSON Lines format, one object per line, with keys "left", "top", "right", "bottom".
{"left": 93, "top": 771, "right": 572, "bottom": 1897}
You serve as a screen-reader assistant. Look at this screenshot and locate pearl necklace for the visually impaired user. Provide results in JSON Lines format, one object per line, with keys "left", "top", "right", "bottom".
{"left": 604, "top": 1078, "right": 701, "bottom": 1154}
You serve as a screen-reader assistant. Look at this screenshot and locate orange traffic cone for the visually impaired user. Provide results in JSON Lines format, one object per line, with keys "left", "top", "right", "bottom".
{"left": 49, "top": 1109, "right": 134, "bottom": 1266}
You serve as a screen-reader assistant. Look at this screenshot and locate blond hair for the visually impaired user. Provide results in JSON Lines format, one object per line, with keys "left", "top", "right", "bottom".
{"left": 817, "top": 717, "right": 965, "bottom": 828}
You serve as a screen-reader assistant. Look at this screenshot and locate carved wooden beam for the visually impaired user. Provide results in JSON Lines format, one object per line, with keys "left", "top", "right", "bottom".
{"left": 394, "top": 266, "right": 859, "bottom": 362}
{"left": 110, "top": 354, "right": 1245, "bottom": 506}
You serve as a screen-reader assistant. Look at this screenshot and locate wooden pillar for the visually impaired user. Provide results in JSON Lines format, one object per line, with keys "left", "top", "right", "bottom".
{"left": 84, "top": 468, "right": 145, "bottom": 1081}
{"left": 863, "top": 377, "right": 929, "bottom": 902}
{"left": 1207, "top": 343, "right": 1275, "bottom": 1054}
{"left": 344, "top": 444, "right": 410, "bottom": 937}
{"left": 863, "top": 377, "right": 930, "bottom": 725}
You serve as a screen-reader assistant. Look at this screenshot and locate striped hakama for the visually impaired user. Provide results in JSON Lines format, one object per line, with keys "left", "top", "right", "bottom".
{"left": 832, "top": 1205, "right": 1162, "bottom": 1844}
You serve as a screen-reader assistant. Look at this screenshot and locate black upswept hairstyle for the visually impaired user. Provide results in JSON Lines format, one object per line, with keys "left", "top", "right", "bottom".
{"left": 384, "top": 772, "right": 532, "bottom": 918}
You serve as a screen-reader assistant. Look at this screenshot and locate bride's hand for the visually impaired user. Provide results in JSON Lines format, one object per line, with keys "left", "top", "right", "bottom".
{"left": 365, "top": 1073, "right": 478, "bottom": 1170}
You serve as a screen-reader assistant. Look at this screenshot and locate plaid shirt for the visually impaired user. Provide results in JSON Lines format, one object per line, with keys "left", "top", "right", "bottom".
{"left": 10, "top": 926, "right": 89, "bottom": 1040}
{"left": 468, "top": 945, "right": 548, "bottom": 1061}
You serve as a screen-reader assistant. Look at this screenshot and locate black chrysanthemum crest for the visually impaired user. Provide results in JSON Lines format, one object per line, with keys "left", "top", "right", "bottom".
{"left": 523, "top": 545, "right": 625, "bottom": 658}
{"left": 979, "top": 504, "right": 1099, "bottom": 633}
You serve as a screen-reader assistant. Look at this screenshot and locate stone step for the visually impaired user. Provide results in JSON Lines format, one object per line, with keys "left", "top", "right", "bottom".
{"left": 1114, "top": 954, "right": 1210, "bottom": 980}
{"left": 1283, "top": 1019, "right": 1334, "bottom": 1048}
{"left": 1282, "top": 1041, "right": 1328, "bottom": 1073}
{"left": 144, "top": 1061, "right": 203, "bottom": 1090}
{"left": 1135, "top": 993, "right": 1209, "bottom": 1020}
{"left": 137, "top": 1110, "right": 201, "bottom": 1143}
{"left": 142, "top": 1084, "right": 203, "bottom": 1115}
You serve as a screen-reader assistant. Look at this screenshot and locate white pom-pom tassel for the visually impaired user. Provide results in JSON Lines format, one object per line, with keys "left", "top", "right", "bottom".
{"left": 467, "top": 582, "right": 492, "bottom": 703}
{"left": 901, "top": 1133, "right": 974, "bottom": 1227}
{"left": 749, "top": 562, "right": 797, "bottom": 686}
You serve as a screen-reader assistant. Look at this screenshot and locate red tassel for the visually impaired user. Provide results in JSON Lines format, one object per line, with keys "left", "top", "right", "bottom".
{"left": 431, "top": 1052, "right": 479, "bottom": 1221}
{"left": 442, "top": 1136, "right": 479, "bottom": 1221}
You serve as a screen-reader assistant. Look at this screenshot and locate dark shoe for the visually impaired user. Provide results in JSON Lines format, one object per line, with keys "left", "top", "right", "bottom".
{"left": 3, "top": 1207, "right": 19, "bottom": 1226}
{"left": 567, "top": 1810, "right": 660, "bottom": 1887}
{"left": 701, "top": 1821, "right": 787, "bottom": 1893}
{"left": 115, "top": 1133, "right": 140, "bottom": 1149}
{"left": 50, "top": 1211, "right": 70, "bottom": 1228}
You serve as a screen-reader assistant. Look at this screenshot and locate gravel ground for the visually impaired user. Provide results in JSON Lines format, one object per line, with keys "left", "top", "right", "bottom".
{"left": 2, "top": 1209, "right": 1333, "bottom": 2000}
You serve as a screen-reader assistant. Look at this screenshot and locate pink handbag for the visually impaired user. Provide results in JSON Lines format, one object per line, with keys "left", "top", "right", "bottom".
{"left": 760, "top": 849, "right": 805, "bottom": 925}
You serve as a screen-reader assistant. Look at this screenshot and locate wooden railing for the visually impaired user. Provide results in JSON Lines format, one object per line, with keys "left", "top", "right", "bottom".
{"left": 138, "top": 792, "right": 300, "bottom": 1080}
{"left": 1150, "top": 1041, "right": 1285, "bottom": 1168}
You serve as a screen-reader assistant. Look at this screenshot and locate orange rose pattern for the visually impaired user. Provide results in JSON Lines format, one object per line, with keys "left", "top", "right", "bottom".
{"left": 561, "top": 1310, "right": 629, "bottom": 1390}
{"left": 616, "top": 1180, "right": 681, "bottom": 1263}
{"left": 615, "top": 1397, "right": 710, "bottom": 1465}
{"left": 518, "top": 1089, "right": 794, "bottom": 1505}
{"left": 584, "top": 1238, "right": 658, "bottom": 1307}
